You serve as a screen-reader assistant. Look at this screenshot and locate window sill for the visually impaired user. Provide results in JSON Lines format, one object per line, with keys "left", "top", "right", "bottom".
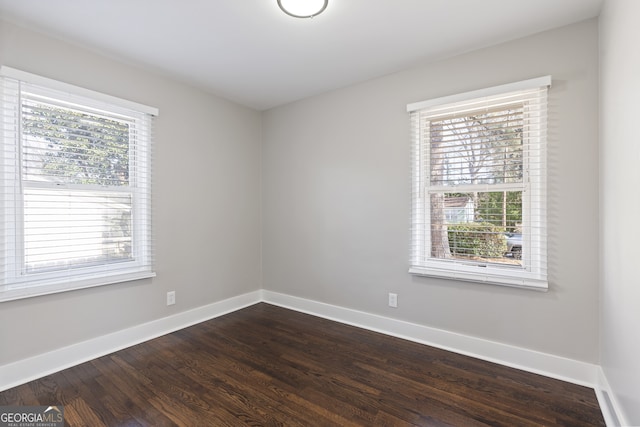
{"left": 409, "top": 266, "right": 548, "bottom": 291}
{"left": 0, "top": 270, "right": 156, "bottom": 302}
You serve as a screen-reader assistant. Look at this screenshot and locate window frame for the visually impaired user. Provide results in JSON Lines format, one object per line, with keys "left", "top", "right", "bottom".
{"left": 0, "top": 66, "right": 157, "bottom": 302}
{"left": 408, "top": 77, "right": 550, "bottom": 290}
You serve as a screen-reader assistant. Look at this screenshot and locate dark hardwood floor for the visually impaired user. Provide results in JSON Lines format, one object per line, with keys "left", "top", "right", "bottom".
{"left": 0, "top": 303, "right": 604, "bottom": 426}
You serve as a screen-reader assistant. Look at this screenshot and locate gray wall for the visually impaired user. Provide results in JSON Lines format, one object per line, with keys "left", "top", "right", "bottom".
{"left": 0, "top": 17, "right": 603, "bottom": 376}
{"left": 600, "top": 0, "right": 640, "bottom": 424}
{"left": 0, "top": 20, "right": 262, "bottom": 365}
{"left": 262, "top": 19, "right": 600, "bottom": 363}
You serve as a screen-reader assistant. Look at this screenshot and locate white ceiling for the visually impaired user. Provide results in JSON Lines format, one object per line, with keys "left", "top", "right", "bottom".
{"left": 0, "top": 0, "right": 603, "bottom": 110}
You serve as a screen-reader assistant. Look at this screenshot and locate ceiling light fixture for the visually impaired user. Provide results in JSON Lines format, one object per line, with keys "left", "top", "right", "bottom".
{"left": 277, "top": 0, "right": 328, "bottom": 18}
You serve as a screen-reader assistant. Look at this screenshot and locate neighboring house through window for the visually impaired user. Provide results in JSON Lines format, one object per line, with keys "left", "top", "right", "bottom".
{"left": 0, "top": 67, "right": 157, "bottom": 302}
{"left": 408, "top": 77, "right": 550, "bottom": 289}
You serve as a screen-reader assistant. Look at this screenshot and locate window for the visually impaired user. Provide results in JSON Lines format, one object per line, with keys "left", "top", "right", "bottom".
{"left": 0, "top": 67, "right": 157, "bottom": 301}
{"left": 408, "top": 77, "right": 550, "bottom": 289}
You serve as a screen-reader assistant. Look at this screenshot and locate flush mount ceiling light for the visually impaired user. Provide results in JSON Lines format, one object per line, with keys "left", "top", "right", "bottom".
{"left": 277, "top": 0, "right": 328, "bottom": 18}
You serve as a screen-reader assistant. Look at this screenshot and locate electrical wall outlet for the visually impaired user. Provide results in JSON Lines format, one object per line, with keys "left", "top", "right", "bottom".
{"left": 166, "top": 291, "right": 176, "bottom": 306}
{"left": 388, "top": 292, "right": 398, "bottom": 308}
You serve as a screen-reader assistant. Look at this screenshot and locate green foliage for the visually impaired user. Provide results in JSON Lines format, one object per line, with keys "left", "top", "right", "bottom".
{"left": 476, "top": 191, "right": 522, "bottom": 232}
{"left": 22, "top": 100, "right": 129, "bottom": 186}
{"left": 448, "top": 222, "right": 507, "bottom": 259}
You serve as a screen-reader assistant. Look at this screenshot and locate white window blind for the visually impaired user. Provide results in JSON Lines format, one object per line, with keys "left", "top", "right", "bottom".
{"left": 0, "top": 67, "right": 157, "bottom": 301}
{"left": 408, "top": 77, "right": 550, "bottom": 290}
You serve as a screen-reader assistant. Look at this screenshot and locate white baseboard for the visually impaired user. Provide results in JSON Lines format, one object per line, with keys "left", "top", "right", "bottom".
{"left": 595, "top": 367, "right": 629, "bottom": 427}
{"left": 0, "top": 289, "right": 627, "bottom": 426}
{"left": 0, "top": 290, "right": 262, "bottom": 392}
{"left": 261, "top": 290, "right": 599, "bottom": 387}
{"left": 262, "top": 291, "right": 635, "bottom": 426}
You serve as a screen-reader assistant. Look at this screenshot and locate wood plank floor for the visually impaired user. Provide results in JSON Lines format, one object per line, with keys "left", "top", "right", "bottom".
{"left": 0, "top": 303, "right": 604, "bottom": 426}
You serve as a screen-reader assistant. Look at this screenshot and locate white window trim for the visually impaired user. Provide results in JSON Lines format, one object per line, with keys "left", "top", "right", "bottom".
{"left": 406, "top": 76, "right": 551, "bottom": 113}
{"left": 408, "top": 77, "right": 550, "bottom": 291}
{"left": 0, "top": 67, "right": 157, "bottom": 302}
{"left": 0, "top": 66, "right": 158, "bottom": 116}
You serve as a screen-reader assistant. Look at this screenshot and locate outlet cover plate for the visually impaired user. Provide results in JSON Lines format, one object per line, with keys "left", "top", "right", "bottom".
{"left": 167, "top": 291, "right": 176, "bottom": 306}
{"left": 388, "top": 292, "right": 398, "bottom": 308}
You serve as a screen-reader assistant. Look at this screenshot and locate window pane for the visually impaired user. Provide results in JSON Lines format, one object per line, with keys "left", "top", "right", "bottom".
{"left": 24, "top": 188, "right": 132, "bottom": 273}
{"left": 0, "top": 69, "right": 156, "bottom": 300}
{"left": 429, "top": 106, "right": 523, "bottom": 186}
{"left": 22, "top": 98, "right": 130, "bottom": 186}
{"left": 430, "top": 192, "right": 522, "bottom": 265}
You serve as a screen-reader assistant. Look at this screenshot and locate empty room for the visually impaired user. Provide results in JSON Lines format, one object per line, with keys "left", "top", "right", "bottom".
{"left": 0, "top": 0, "right": 638, "bottom": 426}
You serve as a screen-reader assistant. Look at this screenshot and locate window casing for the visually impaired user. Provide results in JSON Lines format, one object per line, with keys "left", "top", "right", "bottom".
{"left": 0, "top": 67, "right": 157, "bottom": 301}
{"left": 408, "top": 77, "right": 550, "bottom": 290}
